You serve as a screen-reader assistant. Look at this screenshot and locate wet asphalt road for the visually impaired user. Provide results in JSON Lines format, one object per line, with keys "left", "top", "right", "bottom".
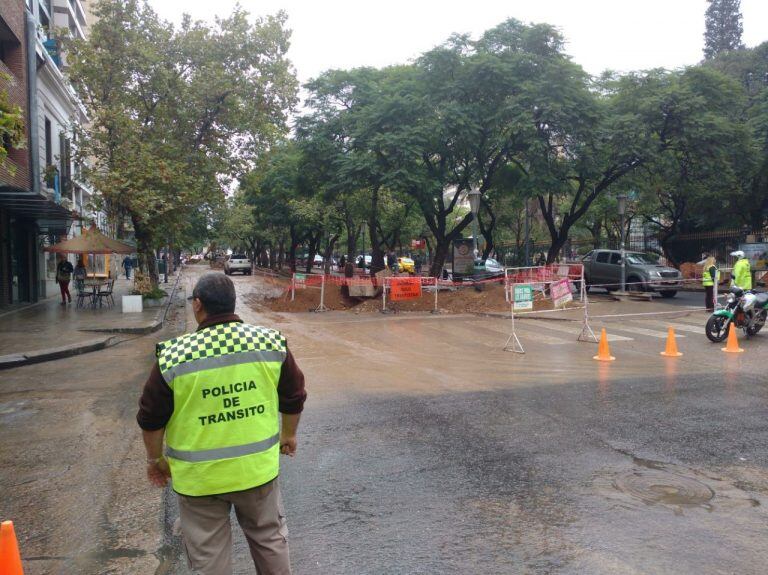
{"left": 214, "top": 271, "right": 768, "bottom": 575}
{"left": 4, "top": 267, "right": 766, "bottom": 574}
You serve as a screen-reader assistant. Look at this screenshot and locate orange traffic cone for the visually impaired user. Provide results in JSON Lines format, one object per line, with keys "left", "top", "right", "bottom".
{"left": 722, "top": 325, "right": 745, "bottom": 354}
{"left": 0, "top": 521, "right": 24, "bottom": 575}
{"left": 661, "top": 326, "right": 683, "bottom": 357}
{"left": 593, "top": 328, "right": 615, "bottom": 362}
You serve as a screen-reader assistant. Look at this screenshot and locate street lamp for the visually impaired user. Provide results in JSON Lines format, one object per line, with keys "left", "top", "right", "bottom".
{"left": 468, "top": 189, "right": 481, "bottom": 260}
{"left": 617, "top": 193, "right": 627, "bottom": 293}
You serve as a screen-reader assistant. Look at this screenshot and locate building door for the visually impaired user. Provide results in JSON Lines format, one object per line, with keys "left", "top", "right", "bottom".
{"left": 9, "top": 217, "right": 35, "bottom": 303}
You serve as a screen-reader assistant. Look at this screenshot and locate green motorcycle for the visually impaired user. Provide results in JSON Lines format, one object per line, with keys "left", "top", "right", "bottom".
{"left": 706, "top": 286, "right": 768, "bottom": 343}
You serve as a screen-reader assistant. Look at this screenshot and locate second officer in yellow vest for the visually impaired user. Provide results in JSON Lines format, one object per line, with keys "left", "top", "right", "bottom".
{"left": 700, "top": 253, "right": 719, "bottom": 311}
{"left": 138, "top": 273, "right": 307, "bottom": 575}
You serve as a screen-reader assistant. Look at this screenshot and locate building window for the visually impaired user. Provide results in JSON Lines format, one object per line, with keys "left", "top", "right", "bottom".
{"left": 44, "top": 117, "right": 52, "bottom": 167}
{"left": 0, "top": 20, "right": 21, "bottom": 71}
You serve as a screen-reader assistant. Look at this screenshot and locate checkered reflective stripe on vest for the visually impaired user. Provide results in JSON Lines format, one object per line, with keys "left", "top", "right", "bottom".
{"left": 156, "top": 322, "right": 287, "bottom": 496}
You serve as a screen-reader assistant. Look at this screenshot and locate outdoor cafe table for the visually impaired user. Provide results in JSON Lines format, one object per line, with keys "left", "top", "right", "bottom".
{"left": 82, "top": 278, "right": 110, "bottom": 309}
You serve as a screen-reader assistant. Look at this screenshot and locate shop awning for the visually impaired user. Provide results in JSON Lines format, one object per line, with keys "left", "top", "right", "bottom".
{"left": 0, "top": 187, "right": 75, "bottom": 232}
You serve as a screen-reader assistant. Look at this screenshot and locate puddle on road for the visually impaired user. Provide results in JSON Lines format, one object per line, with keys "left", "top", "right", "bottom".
{"left": 596, "top": 453, "right": 761, "bottom": 515}
{"left": 612, "top": 469, "right": 714, "bottom": 508}
{"left": 0, "top": 400, "right": 36, "bottom": 421}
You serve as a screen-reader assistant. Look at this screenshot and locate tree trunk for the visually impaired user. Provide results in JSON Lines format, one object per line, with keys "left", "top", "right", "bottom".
{"left": 546, "top": 231, "right": 569, "bottom": 264}
{"left": 132, "top": 217, "right": 158, "bottom": 288}
{"left": 430, "top": 239, "right": 451, "bottom": 279}
{"left": 323, "top": 234, "right": 339, "bottom": 274}
{"left": 345, "top": 214, "right": 359, "bottom": 260}
{"left": 288, "top": 225, "right": 300, "bottom": 272}
{"left": 478, "top": 198, "right": 496, "bottom": 260}
{"left": 305, "top": 231, "right": 322, "bottom": 275}
{"left": 369, "top": 187, "right": 386, "bottom": 275}
{"left": 277, "top": 238, "right": 285, "bottom": 270}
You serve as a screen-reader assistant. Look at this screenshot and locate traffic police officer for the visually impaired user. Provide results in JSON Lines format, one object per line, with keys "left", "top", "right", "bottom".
{"left": 730, "top": 250, "right": 752, "bottom": 291}
{"left": 138, "top": 273, "right": 306, "bottom": 575}
{"left": 700, "top": 253, "right": 719, "bottom": 311}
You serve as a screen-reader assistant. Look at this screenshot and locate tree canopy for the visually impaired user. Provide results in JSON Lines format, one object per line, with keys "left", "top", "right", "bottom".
{"left": 704, "top": 0, "right": 744, "bottom": 60}
{"left": 68, "top": 0, "right": 297, "bottom": 284}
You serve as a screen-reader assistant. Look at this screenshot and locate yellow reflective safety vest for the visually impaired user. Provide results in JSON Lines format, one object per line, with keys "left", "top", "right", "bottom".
{"left": 732, "top": 258, "right": 752, "bottom": 291}
{"left": 156, "top": 321, "right": 286, "bottom": 496}
{"left": 702, "top": 265, "right": 718, "bottom": 287}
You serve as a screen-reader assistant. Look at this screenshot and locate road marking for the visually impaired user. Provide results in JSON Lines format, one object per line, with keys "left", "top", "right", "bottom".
{"left": 527, "top": 320, "right": 633, "bottom": 342}
{"left": 668, "top": 316, "right": 710, "bottom": 327}
{"left": 606, "top": 323, "right": 685, "bottom": 339}
{"left": 643, "top": 320, "right": 703, "bottom": 334}
{"left": 470, "top": 322, "right": 574, "bottom": 345}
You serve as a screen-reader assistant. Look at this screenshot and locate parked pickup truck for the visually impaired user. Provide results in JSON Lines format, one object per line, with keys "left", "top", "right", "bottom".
{"left": 581, "top": 249, "right": 683, "bottom": 298}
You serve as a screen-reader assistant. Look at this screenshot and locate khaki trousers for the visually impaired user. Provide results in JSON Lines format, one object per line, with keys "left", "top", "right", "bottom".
{"left": 177, "top": 479, "right": 291, "bottom": 575}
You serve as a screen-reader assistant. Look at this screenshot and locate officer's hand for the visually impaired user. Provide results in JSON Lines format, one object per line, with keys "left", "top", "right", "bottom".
{"left": 280, "top": 435, "right": 297, "bottom": 457}
{"left": 147, "top": 458, "right": 171, "bottom": 487}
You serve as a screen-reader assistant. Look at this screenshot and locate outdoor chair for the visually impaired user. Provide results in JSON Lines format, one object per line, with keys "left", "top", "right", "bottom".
{"left": 75, "top": 280, "right": 94, "bottom": 309}
{"left": 96, "top": 279, "right": 115, "bottom": 308}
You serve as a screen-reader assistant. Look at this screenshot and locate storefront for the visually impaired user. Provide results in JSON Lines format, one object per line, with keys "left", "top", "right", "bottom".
{"left": 0, "top": 188, "right": 72, "bottom": 307}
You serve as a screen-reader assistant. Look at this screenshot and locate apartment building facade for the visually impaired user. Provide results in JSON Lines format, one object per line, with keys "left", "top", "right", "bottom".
{"left": 0, "top": 0, "right": 95, "bottom": 307}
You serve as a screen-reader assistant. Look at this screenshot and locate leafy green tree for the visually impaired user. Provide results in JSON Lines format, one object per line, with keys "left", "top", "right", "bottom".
{"left": 704, "top": 0, "right": 744, "bottom": 60}
{"left": 67, "top": 0, "right": 296, "bottom": 285}
{"left": 616, "top": 67, "right": 756, "bottom": 264}
{"left": 705, "top": 42, "right": 768, "bottom": 229}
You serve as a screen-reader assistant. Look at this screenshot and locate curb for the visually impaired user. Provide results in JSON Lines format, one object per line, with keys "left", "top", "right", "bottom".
{"left": 0, "top": 336, "right": 120, "bottom": 370}
{"left": 80, "top": 319, "right": 163, "bottom": 335}
{"left": 0, "top": 279, "right": 182, "bottom": 370}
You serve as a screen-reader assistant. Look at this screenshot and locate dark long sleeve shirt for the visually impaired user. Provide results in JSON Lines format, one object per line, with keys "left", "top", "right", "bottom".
{"left": 137, "top": 313, "right": 306, "bottom": 431}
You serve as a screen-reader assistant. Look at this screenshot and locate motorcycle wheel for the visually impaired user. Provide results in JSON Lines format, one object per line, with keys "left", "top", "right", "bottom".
{"left": 705, "top": 315, "right": 730, "bottom": 343}
{"left": 747, "top": 311, "right": 767, "bottom": 336}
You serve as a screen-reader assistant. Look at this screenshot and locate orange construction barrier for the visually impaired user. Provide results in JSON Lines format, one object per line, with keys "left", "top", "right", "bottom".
{"left": 0, "top": 521, "right": 24, "bottom": 575}
{"left": 660, "top": 326, "right": 683, "bottom": 357}
{"left": 593, "top": 328, "right": 615, "bottom": 362}
{"left": 722, "top": 325, "right": 744, "bottom": 354}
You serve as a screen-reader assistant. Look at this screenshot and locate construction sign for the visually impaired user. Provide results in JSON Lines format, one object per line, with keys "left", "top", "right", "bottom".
{"left": 551, "top": 278, "right": 573, "bottom": 308}
{"left": 293, "top": 273, "right": 306, "bottom": 289}
{"left": 513, "top": 284, "right": 533, "bottom": 310}
{"left": 389, "top": 277, "right": 422, "bottom": 301}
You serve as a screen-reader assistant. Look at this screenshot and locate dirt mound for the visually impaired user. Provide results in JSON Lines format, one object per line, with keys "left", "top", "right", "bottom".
{"left": 262, "top": 281, "right": 572, "bottom": 314}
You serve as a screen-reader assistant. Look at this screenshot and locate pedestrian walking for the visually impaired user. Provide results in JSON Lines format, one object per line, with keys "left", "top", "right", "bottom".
{"left": 55, "top": 255, "right": 74, "bottom": 305}
{"left": 414, "top": 254, "right": 423, "bottom": 275}
{"left": 700, "top": 253, "right": 719, "bottom": 311}
{"left": 73, "top": 259, "right": 87, "bottom": 291}
{"left": 339, "top": 254, "right": 346, "bottom": 272}
{"left": 123, "top": 256, "right": 133, "bottom": 279}
{"left": 137, "top": 273, "right": 306, "bottom": 575}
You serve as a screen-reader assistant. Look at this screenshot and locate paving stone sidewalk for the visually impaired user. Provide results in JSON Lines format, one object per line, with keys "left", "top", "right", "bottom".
{"left": 0, "top": 275, "right": 180, "bottom": 368}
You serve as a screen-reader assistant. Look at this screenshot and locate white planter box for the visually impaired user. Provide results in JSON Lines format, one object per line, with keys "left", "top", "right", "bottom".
{"left": 122, "top": 295, "right": 143, "bottom": 313}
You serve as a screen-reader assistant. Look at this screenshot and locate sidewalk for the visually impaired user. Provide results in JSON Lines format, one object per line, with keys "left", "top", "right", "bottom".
{"left": 0, "top": 275, "right": 179, "bottom": 369}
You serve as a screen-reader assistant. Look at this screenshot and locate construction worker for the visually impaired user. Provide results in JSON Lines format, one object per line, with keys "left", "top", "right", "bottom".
{"left": 700, "top": 253, "right": 719, "bottom": 311}
{"left": 730, "top": 250, "right": 752, "bottom": 291}
{"left": 137, "top": 272, "right": 306, "bottom": 574}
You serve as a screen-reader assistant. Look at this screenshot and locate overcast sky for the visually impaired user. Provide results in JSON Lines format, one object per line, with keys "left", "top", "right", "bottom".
{"left": 149, "top": 0, "right": 767, "bottom": 84}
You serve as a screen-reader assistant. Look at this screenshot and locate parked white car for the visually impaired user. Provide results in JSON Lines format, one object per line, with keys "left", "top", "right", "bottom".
{"left": 224, "top": 254, "right": 251, "bottom": 275}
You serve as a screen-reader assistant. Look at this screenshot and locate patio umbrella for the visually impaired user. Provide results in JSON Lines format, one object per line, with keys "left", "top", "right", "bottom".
{"left": 45, "top": 224, "right": 135, "bottom": 255}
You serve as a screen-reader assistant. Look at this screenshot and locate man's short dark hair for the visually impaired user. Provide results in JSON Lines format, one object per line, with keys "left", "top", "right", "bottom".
{"left": 193, "top": 273, "right": 236, "bottom": 315}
